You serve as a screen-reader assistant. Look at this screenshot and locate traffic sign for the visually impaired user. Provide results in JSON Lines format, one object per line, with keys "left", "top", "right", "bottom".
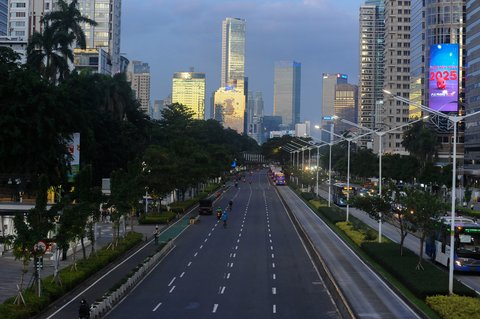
{"left": 34, "top": 240, "right": 48, "bottom": 255}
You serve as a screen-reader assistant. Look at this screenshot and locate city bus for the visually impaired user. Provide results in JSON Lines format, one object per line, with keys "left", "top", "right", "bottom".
{"left": 425, "top": 216, "right": 480, "bottom": 272}
{"left": 274, "top": 172, "right": 286, "bottom": 186}
{"left": 332, "top": 183, "right": 356, "bottom": 206}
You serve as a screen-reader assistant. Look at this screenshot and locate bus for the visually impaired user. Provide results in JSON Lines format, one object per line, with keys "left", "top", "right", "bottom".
{"left": 332, "top": 183, "right": 356, "bottom": 206}
{"left": 425, "top": 216, "right": 480, "bottom": 272}
{"left": 274, "top": 172, "right": 286, "bottom": 186}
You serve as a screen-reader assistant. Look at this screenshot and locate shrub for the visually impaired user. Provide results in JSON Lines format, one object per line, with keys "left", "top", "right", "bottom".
{"left": 0, "top": 232, "right": 143, "bottom": 319}
{"left": 362, "top": 242, "right": 476, "bottom": 299}
{"left": 300, "top": 192, "right": 315, "bottom": 201}
{"left": 138, "top": 212, "right": 177, "bottom": 224}
{"left": 318, "top": 206, "right": 346, "bottom": 224}
{"left": 308, "top": 199, "right": 327, "bottom": 209}
{"left": 426, "top": 294, "right": 480, "bottom": 319}
{"left": 337, "top": 222, "right": 365, "bottom": 246}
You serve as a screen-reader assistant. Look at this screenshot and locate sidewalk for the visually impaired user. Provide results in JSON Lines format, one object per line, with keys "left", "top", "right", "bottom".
{"left": 0, "top": 221, "right": 159, "bottom": 304}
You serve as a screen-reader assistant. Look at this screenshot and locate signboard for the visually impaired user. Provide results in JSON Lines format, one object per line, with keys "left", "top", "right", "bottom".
{"left": 323, "top": 116, "right": 334, "bottom": 121}
{"left": 67, "top": 133, "right": 80, "bottom": 182}
{"left": 34, "top": 240, "right": 48, "bottom": 255}
{"left": 428, "top": 44, "right": 459, "bottom": 112}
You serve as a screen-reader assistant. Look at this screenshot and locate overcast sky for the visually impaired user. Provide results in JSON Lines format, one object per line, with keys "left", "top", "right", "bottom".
{"left": 121, "top": 0, "right": 363, "bottom": 126}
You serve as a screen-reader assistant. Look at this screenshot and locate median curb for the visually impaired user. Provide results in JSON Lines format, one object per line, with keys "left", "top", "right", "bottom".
{"left": 89, "top": 240, "right": 174, "bottom": 318}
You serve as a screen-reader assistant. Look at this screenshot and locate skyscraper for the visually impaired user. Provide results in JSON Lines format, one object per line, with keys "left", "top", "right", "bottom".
{"left": 465, "top": 0, "right": 480, "bottom": 184}
{"left": 247, "top": 91, "right": 264, "bottom": 144}
{"left": 358, "top": 0, "right": 384, "bottom": 148}
{"left": 273, "top": 61, "right": 301, "bottom": 129}
{"left": 334, "top": 84, "right": 358, "bottom": 135}
{"left": 127, "top": 61, "right": 151, "bottom": 115}
{"left": 322, "top": 73, "right": 348, "bottom": 118}
{"left": 0, "top": 0, "right": 7, "bottom": 36}
{"left": 76, "top": 0, "right": 122, "bottom": 74}
{"left": 214, "top": 87, "right": 245, "bottom": 134}
{"left": 381, "top": 0, "right": 410, "bottom": 154}
{"left": 221, "top": 17, "right": 246, "bottom": 90}
{"left": 172, "top": 70, "right": 206, "bottom": 120}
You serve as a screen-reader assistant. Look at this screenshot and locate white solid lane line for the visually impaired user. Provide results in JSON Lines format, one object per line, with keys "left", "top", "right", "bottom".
{"left": 212, "top": 304, "right": 219, "bottom": 313}
{"left": 168, "top": 277, "right": 176, "bottom": 287}
{"left": 152, "top": 302, "right": 162, "bottom": 312}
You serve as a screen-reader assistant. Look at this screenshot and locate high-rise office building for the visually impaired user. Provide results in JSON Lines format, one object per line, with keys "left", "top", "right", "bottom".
{"left": 358, "top": 0, "right": 384, "bottom": 149}
{"left": 213, "top": 87, "right": 245, "bottom": 134}
{"left": 172, "top": 70, "right": 206, "bottom": 120}
{"left": 321, "top": 73, "right": 348, "bottom": 141}
{"left": 221, "top": 17, "right": 246, "bottom": 90}
{"left": 246, "top": 91, "right": 264, "bottom": 144}
{"left": 322, "top": 73, "right": 348, "bottom": 118}
{"left": 273, "top": 61, "right": 301, "bottom": 129}
{"left": 127, "top": 61, "right": 151, "bottom": 115}
{"left": 409, "top": 0, "right": 425, "bottom": 120}
{"left": 152, "top": 98, "right": 170, "bottom": 120}
{"left": 381, "top": 0, "right": 410, "bottom": 154}
{"left": 464, "top": 0, "right": 478, "bottom": 182}
{"left": 0, "top": 0, "right": 7, "bottom": 36}
{"left": 76, "top": 0, "right": 121, "bottom": 74}
{"left": 334, "top": 84, "right": 359, "bottom": 135}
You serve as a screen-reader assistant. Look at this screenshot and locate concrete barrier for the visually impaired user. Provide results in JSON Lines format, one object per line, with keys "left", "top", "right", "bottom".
{"left": 90, "top": 241, "right": 174, "bottom": 318}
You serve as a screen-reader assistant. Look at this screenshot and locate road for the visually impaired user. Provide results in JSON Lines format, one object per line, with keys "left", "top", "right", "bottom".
{"left": 105, "top": 171, "right": 340, "bottom": 319}
{"left": 317, "top": 185, "right": 480, "bottom": 293}
{"left": 279, "top": 186, "right": 420, "bottom": 319}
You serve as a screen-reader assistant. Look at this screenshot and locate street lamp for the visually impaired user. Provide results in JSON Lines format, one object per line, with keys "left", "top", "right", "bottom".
{"left": 341, "top": 116, "right": 428, "bottom": 242}
{"left": 384, "top": 89, "right": 480, "bottom": 294}
{"left": 307, "top": 141, "right": 329, "bottom": 198}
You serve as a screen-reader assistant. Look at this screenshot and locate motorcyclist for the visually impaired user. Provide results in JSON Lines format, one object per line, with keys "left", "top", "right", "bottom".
{"left": 216, "top": 207, "right": 222, "bottom": 219}
{"left": 221, "top": 210, "right": 229, "bottom": 228}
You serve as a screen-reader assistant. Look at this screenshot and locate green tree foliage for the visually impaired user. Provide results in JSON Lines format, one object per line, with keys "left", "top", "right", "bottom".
{"left": 262, "top": 136, "right": 296, "bottom": 165}
{"left": 382, "top": 154, "right": 419, "bottom": 182}
{"left": 402, "top": 121, "right": 438, "bottom": 166}
{"left": 402, "top": 189, "right": 447, "bottom": 269}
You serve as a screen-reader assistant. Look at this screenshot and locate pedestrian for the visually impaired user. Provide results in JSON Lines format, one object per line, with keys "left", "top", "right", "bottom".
{"left": 153, "top": 226, "right": 159, "bottom": 245}
{"left": 78, "top": 298, "right": 90, "bottom": 319}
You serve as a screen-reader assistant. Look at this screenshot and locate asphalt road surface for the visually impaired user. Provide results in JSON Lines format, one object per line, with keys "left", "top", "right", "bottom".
{"left": 105, "top": 171, "right": 340, "bottom": 319}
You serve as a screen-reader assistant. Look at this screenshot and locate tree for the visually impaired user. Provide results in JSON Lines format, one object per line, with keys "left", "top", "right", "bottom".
{"left": 402, "top": 121, "right": 438, "bottom": 168}
{"left": 402, "top": 189, "right": 447, "bottom": 270}
{"left": 351, "top": 194, "right": 391, "bottom": 242}
{"left": 42, "top": 0, "right": 97, "bottom": 50}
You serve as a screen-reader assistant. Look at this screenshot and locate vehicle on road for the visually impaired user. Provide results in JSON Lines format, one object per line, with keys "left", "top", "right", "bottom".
{"left": 274, "top": 172, "right": 286, "bottom": 186}
{"left": 332, "top": 183, "right": 357, "bottom": 206}
{"left": 198, "top": 198, "right": 214, "bottom": 215}
{"left": 425, "top": 216, "right": 480, "bottom": 272}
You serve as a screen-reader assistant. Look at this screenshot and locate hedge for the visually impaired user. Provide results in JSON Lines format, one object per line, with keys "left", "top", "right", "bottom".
{"left": 362, "top": 242, "right": 476, "bottom": 300}
{"left": 0, "top": 232, "right": 143, "bottom": 319}
{"left": 138, "top": 212, "right": 177, "bottom": 224}
{"left": 300, "top": 192, "right": 316, "bottom": 201}
{"left": 426, "top": 294, "right": 480, "bottom": 319}
{"left": 318, "top": 206, "right": 346, "bottom": 224}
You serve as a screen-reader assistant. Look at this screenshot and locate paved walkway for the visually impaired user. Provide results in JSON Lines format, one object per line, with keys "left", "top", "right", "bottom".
{"left": 0, "top": 221, "right": 159, "bottom": 304}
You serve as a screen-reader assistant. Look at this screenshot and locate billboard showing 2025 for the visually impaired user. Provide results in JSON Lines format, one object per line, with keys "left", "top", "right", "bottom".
{"left": 429, "top": 44, "right": 459, "bottom": 112}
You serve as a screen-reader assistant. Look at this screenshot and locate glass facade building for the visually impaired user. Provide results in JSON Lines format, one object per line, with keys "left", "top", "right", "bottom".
{"left": 214, "top": 87, "right": 246, "bottom": 134}
{"left": 221, "top": 17, "right": 245, "bottom": 90}
{"left": 273, "top": 61, "right": 301, "bottom": 129}
{"left": 0, "top": 0, "right": 7, "bottom": 36}
{"left": 172, "top": 71, "right": 206, "bottom": 120}
{"left": 334, "top": 84, "right": 359, "bottom": 135}
{"left": 77, "top": 0, "right": 121, "bottom": 74}
{"left": 358, "top": 0, "right": 384, "bottom": 148}
{"left": 127, "top": 61, "right": 151, "bottom": 115}
{"left": 247, "top": 91, "right": 264, "bottom": 144}
{"left": 409, "top": 0, "right": 425, "bottom": 119}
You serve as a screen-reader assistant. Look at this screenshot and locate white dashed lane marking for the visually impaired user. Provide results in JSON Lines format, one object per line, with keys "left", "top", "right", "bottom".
{"left": 168, "top": 277, "right": 176, "bottom": 287}
{"left": 152, "top": 302, "right": 162, "bottom": 312}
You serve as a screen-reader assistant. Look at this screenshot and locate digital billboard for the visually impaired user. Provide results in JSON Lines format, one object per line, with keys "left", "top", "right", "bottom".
{"left": 429, "top": 44, "right": 459, "bottom": 112}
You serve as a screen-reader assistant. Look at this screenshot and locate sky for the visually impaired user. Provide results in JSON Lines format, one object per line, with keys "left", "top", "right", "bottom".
{"left": 121, "top": 0, "right": 363, "bottom": 126}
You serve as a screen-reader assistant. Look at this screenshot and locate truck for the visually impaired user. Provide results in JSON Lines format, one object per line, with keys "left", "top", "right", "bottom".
{"left": 198, "top": 198, "right": 214, "bottom": 215}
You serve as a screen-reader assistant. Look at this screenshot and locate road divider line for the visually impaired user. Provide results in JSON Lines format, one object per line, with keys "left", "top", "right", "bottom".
{"left": 273, "top": 273, "right": 276, "bottom": 280}
{"left": 272, "top": 287, "right": 277, "bottom": 295}
{"left": 194, "top": 252, "right": 198, "bottom": 257}
{"left": 169, "top": 286, "right": 175, "bottom": 293}
{"left": 272, "top": 262, "right": 276, "bottom": 268}
{"left": 187, "top": 261, "right": 192, "bottom": 267}
{"left": 168, "top": 277, "right": 176, "bottom": 287}
{"left": 226, "top": 273, "right": 231, "bottom": 279}
{"left": 152, "top": 302, "right": 162, "bottom": 312}
{"left": 273, "top": 304, "right": 277, "bottom": 314}
{"left": 180, "top": 272, "right": 185, "bottom": 278}
{"left": 271, "top": 253, "right": 275, "bottom": 258}
{"left": 212, "top": 304, "right": 219, "bottom": 313}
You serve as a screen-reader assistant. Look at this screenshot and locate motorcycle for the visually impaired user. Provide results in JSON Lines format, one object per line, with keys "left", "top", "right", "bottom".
{"left": 216, "top": 210, "right": 222, "bottom": 219}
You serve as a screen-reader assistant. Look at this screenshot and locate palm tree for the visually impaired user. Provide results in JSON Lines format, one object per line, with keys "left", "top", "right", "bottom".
{"left": 42, "top": 0, "right": 97, "bottom": 50}
{"left": 26, "top": 26, "right": 73, "bottom": 83}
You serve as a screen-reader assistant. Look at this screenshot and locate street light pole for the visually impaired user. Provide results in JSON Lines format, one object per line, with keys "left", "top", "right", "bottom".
{"left": 385, "top": 89, "right": 480, "bottom": 294}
